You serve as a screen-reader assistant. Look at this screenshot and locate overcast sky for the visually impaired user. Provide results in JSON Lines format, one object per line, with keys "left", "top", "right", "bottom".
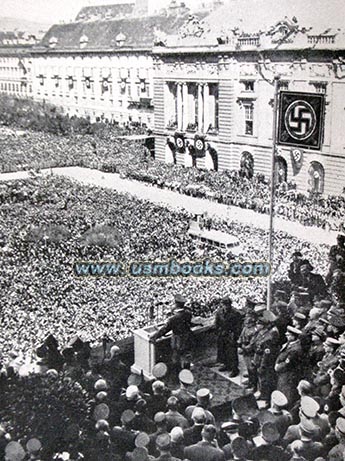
{"left": 1, "top": 0, "right": 205, "bottom": 24}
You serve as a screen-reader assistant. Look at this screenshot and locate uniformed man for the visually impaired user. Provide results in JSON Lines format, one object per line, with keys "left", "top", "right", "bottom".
{"left": 299, "top": 261, "right": 328, "bottom": 303}
{"left": 328, "top": 417, "right": 345, "bottom": 461}
{"left": 326, "top": 234, "right": 345, "bottom": 286}
{"left": 149, "top": 294, "right": 195, "bottom": 373}
{"left": 254, "top": 311, "right": 280, "bottom": 403}
{"left": 266, "top": 390, "right": 292, "bottom": 438}
{"left": 275, "top": 326, "right": 304, "bottom": 406}
{"left": 313, "top": 337, "right": 341, "bottom": 397}
{"left": 215, "top": 296, "right": 243, "bottom": 376}
{"left": 171, "top": 369, "right": 197, "bottom": 411}
{"left": 288, "top": 251, "right": 304, "bottom": 288}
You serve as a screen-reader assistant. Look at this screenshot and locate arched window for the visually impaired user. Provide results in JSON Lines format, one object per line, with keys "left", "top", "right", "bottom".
{"left": 308, "top": 161, "right": 325, "bottom": 194}
{"left": 275, "top": 156, "right": 288, "bottom": 183}
{"left": 240, "top": 151, "right": 254, "bottom": 179}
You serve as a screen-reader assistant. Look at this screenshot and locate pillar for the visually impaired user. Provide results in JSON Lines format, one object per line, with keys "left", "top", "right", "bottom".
{"left": 203, "top": 83, "right": 209, "bottom": 132}
{"left": 198, "top": 83, "right": 204, "bottom": 132}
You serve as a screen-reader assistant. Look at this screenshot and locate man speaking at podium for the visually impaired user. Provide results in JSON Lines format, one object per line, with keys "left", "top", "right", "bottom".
{"left": 149, "top": 294, "right": 196, "bottom": 375}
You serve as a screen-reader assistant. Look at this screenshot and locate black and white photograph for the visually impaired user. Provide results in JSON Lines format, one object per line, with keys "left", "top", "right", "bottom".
{"left": 0, "top": 0, "right": 345, "bottom": 459}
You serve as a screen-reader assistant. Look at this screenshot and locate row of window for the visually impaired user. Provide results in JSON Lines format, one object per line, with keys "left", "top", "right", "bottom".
{"left": 239, "top": 79, "right": 327, "bottom": 94}
{"left": 0, "top": 82, "right": 32, "bottom": 93}
{"left": 35, "top": 67, "right": 149, "bottom": 81}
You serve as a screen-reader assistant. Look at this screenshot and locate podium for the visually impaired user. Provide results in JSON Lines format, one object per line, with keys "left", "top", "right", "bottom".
{"left": 131, "top": 324, "right": 162, "bottom": 380}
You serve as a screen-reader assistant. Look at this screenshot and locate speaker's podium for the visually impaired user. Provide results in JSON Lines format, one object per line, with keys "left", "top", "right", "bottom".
{"left": 130, "top": 325, "right": 162, "bottom": 380}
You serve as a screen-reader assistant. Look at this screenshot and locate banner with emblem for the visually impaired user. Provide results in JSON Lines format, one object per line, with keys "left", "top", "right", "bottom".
{"left": 194, "top": 134, "right": 206, "bottom": 158}
{"left": 290, "top": 147, "right": 304, "bottom": 175}
{"left": 277, "top": 91, "right": 325, "bottom": 150}
{"left": 174, "top": 133, "right": 185, "bottom": 153}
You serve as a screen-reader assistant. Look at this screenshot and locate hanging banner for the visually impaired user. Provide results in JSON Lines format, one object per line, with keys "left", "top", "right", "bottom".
{"left": 278, "top": 91, "right": 325, "bottom": 150}
{"left": 174, "top": 133, "right": 185, "bottom": 153}
{"left": 194, "top": 134, "right": 206, "bottom": 157}
{"left": 290, "top": 147, "right": 304, "bottom": 175}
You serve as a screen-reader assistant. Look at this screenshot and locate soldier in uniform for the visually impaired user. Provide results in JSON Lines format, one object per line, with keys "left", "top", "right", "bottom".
{"left": 215, "top": 296, "right": 243, "bottom": 375}
{"left": 326, "top": 234, "right": 345, "bottom": 286}
{"left": 171, "top": 369, "right": 197, "bottom": 411}
{"left": 288, "top": 251, "right": 304, "bottom": 288}
{"left": 299, "top": 260, "right": 328, "bottom": 303}
{"left": 149, "top": 294, "right": 196, "bottom": 374}
{"left": 239, "top": 303, "right": 265, "bottom": 391}
{"left": 313, "top": 337, "right": 341, "bottom": 398}
{"left": 254, "top": 311, "right": 281, "bottom": 403}
{"left": 275, "top": 326, "right": 304, "bottom": 406}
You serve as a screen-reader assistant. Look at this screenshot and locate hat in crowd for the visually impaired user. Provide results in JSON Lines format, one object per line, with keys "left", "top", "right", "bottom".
{"left": 26, "top": 438, "right": 42, "bottom": 454}
{"left": 320, "top": 318, "right": 330, "bottom": 326}
{"left": 127, "top": 373, "right": 142, "bottom": 387}
{"left": 261, "top": 422, "right": 280, "bottom": 443}
{"left": 156, "top": 433, "right": 171, "bottom": 451}
{"left": 254, "top": 304, "right": 266, "bottom": 314}
{"left": 94, "top": 379, "right": 108, "bottom": 391}
{"left": 271, "top": 390, "right": 288, "bottom": 408}
{"left": 152, "top": 362, "right": 168, "bottom": 379}
{"left": 221, "top": 296, "right": 232, "bottom": 306}
{"left": 336, "top": 417, "right": 345, "bottom": 436}
{"left": 121, "top": 409, "right": 135, "bottom": 425}
{"left": 325, "top": 337, "right": 341, "bottom": 348}
{"left": 300, "top": 420, "right": 319, "bottom": 440}
{"left": 5, "top": 441, "right": 26, "bottom": 461}
{"left": 292, "top": 251, "right": 302, "bottom": 257}
{"left": 135, "top": 399, "right": 147, "bottom": 413}
{"left": 300, "top": 396, "right": 320, "bottom": 418}
{"left": 286, "top": 326, "right": 302, "bottom": 336}
{"left": 221, "top": 421, "right": 239, "bottom": 433}
{"left": 275, "top": 300, "right": 288, "bottom": 310}
{"left": 154, "top": 412, "right": 167, "bottom": 424}
{"left": 170, "top": 426, "right": 184, "bottom": 443}
{"left": 197, "top": 388, "right": 213, "bottom": 401}
{"left": 109, "top": 345, "right": 120, "bottom": 357}
{"left": 313, "top": 327, "right": 326, "bottom": 340}
{"left": 191, "top": 408, "right": 206, "bottom": 423}
{"left": 46, "top": 369, "right": 59, "bottom": 379}
{"left": 132, "top": 447, "right": 150, "bottom": 461}
{"left": 294, "top": 312, "right": 307, "bottom": 321}
{"left": 262, "top": 311, "right": 277, "bottom": 323}
{"left": 317, "top": 299, "right": 332, "bottom": 310}
{"left": 95, "top": 419, "right": 109, "bottom": 431}
{"left": 152, "top": 380, "right": 165, "bottom": 392}
{"left": 239, "top": 418, "right": 260, "bottom": 439}
{"left": 93, "top": 403, "right": 110, "bottom": 421}
{"left": 96, "top": 391, "right": 108, "bottom": 401}
{"left": 232, "top": 394, "right": 259, "bottom": 418}
{"left": 126, "top": 385, "right": 140, "bottom": 400}
{"left": 175, "top": 294, "right": 186, "bottom": 305}
{"left": 179, "top": 369, "right": 194, "bottom": 385}
{"left": 135, "top": 432, "right": 150, "bottom": 448}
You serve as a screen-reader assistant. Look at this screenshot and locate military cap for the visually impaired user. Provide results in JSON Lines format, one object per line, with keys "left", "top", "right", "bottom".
{"left": 46, "top": 369, "right": 59, "bottom": 379}
{"left": 126, "top": 385, "right": 140, "bottom": 400}
{"left": 95, "top": 419, "right": 109, "bottom": 431}
{"left": 135, "top": 399, "right": 147, "bottom": 412}
{"left": 312, "top": 327, "right": 326, "bottom": 340}
{"left": 261, "top": 422, "right": 280, "bottom": 443}
{"left": 221, "top": 421, "right": 239, "bottom": 432}
{"left": 300, "top": 419, "right": 318, "bottom": 438}
{"left": 254, "top": 304, "right": 266, "bottom": 314}
{"left": 257, "top": 410, "right": 277, "bottom": 425}
{"left": 96, "top": 391, "right": 108, "bottom": 401}
{"left": 121, "top": 409, "right": 135, "bottom": 424}
{"left": 300, "top": 396, "right": 320, "bottom": 418}
{"left": 294, "top": 312, "right": 307, "bottom": 321}
{"left": 132, "top": 447, "right": 149, "bottom": 461}
{"left": 109, "top": 345, "right": 120, "bottom": 357}
{"left": 325, "top": 337, "right": 341, "bottom": 347}
{"left": 175, "top": 294, "right": 186, "bottom": 305}
{"left": 94, "top": 403, "right": 110, "bottom": 421}
{"left": 320, "top": 318, "right": 330, "bottom": 326}
{"left": 5, "top": 441, "right": 26, "bottom": 461}
{"left": 154, "top": 412, "right": 167, "bottom": 424}
{"left": 271, "top": 390, "right": 288, "bottom": 408}
{"left": 135, "top": 432, "right": 150, "bottom": 448}
{"left": 286, "top": 326, "right": 302, "bottom": 336}
{"left": 152, "top": 362, "right": 168, "bottom": 379}
{"left": 179, "top": 369, "right": 194, "bottom": 385}
{"left": 299, "top": 293, "right": 311, "bottom": 302}
{"left": 275, "top": 300, "right": 288, "bottom": 309}
{"left": 127, "top": 373, "right": 142, "bottom": 387}
{"left": 317, "top": 300, "right": 332, "bottom": 309}
{"left": 231, "top": 437, "right": 249, "bottom": 458}
{"left": 94, "top": 379, "right": 108, "bottom": 391}
{"left": 262, "top": 310, "right": 277, "bottom": 323}
{"left": 197, "top": 388, "right": 213, "bottom": 400}
{"left": 239, "top": 418, "right": 260, "bottom": 438}
{"left": 156, "top": 433, "right": 171, "bottom": 451}
{"left": 336, "top": 417, "right": 345, "bottom": 436}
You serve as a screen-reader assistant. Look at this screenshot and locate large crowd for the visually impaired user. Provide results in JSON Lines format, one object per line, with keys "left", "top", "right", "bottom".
{"left": 0, "top": 127, "right": 345, "bottom": 232}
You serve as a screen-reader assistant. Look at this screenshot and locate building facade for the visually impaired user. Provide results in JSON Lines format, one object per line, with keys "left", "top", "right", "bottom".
{"left": 153, "top": 0, "right": 345, "bottom": 195}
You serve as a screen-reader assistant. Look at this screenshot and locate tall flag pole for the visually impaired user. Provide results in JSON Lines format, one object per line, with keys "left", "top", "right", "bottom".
{"left": 267, "top": 75, "right": 280, "bottom": 311}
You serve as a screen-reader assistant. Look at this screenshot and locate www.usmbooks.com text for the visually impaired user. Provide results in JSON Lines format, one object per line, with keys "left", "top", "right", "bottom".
{"left": 74, "top": 259, "right": 270, "bottom": 278}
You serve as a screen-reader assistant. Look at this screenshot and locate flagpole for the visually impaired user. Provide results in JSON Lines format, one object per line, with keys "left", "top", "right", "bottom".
{"left": 267, "top": 75, "right": 280, "bottom": 311}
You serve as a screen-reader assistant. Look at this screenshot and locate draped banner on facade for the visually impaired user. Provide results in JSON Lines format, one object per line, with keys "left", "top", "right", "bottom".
{"left": 194, "top": 134, "right": 206, "bottom": 157}
{"left": 174, "top": 132, "right": 185, "bottom": 153}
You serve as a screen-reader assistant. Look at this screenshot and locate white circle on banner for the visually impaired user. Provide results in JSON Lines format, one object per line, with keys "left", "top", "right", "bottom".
{"left": 285, "top": 100, "right": 317, "bottom": 141}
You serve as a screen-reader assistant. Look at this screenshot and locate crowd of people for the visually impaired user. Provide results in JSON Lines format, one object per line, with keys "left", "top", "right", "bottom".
{"left": 1, "top": 126, "right": 345, "bottom": 232}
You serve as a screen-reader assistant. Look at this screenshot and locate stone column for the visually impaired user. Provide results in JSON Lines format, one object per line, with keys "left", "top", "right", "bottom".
{"left": 182, "top": 82, "right": 188, "bottom": 131}
{"left": 198, "top": 83, "right": 204, "bottom": 132}
{"left": 203, "top": 83, "right": 209, "bottom": 132}
{"left": 177, "top": 83, "right": 183, "bottom": 130}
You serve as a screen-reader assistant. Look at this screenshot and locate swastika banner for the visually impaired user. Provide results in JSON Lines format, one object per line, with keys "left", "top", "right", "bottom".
{"left": 277, "top": 91, "right": 325, "bottom": 150}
